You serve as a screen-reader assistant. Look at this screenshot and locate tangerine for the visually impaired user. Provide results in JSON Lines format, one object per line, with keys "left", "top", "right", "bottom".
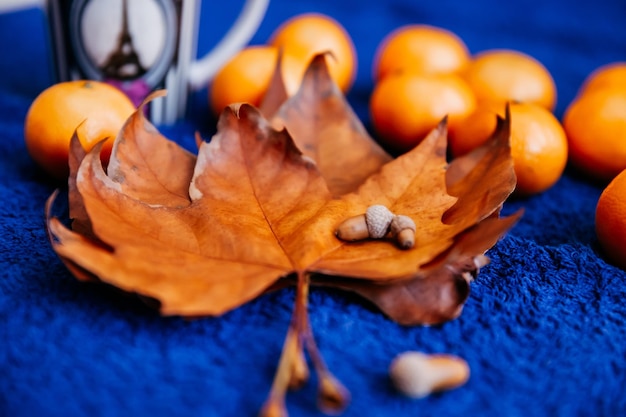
{"left": 449, "top": 102, "right": 568, "bottom": 195}
{"left": 24, "top": 80, "right": 135, "bottom": 180}
{"left": 562, "top": 88, "right": 626, "bottom": 180}
{"left": 595, "top": 168, "right": 626, "bottom": 270}
{"left": 369, "top": 72, "right": 476, "bottom": 153}
{"left": 209, "top": 45, "right": 304, "bottom": 115}
{"left": 268, "top": 13, "right": 357, "bottom": 92}
{"left": 463, "top": 49, "right": 557, "bottom": 111}
{"left": 448, "top": 102, "right": 502, "bottom": 157}
{"left": 373, "top": 24, "right": 470, "bottom": 81}
{"left": 504, "top": 103, "right": 567, "bottom": 195}
{"left": 578, "top": 62, "right": 626, "bottom": 96}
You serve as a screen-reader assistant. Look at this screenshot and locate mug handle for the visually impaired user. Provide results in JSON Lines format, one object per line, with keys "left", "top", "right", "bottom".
{"left": 188, "top": 0, "right": 270, "bottom": 91}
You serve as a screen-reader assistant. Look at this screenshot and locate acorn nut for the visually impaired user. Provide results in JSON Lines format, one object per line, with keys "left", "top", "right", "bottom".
{"left": 334, "top": 214, "right": 369, "bottom": 241}
{"left": 389, "top": 351, "right": 470, "bottom": 398}
{"left": 390, "top": 215, "right": 416, "bottom": 249}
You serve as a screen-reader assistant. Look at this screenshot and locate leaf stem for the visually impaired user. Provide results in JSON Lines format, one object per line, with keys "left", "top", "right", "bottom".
{"left": 300, "top": 274, "right": 350, "bottom": 415}
{"left": 259, "top": 272, "right": 350, "bottom": 416}
{"left": 259, "top": 271, "right": 310, "bottom": 417}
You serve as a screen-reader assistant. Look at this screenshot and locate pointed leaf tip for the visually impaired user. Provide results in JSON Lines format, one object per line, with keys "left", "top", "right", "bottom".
{"left": 139, "top": 89, "right": 167, "bottom": 110}
{"left": 260, "top": 50, "right": 289, "bottom": 118}
{"left": 272, "top": 53, "right": 391, "bottom": 196}
{"left": 443, "top": 105, "right": 516, "bottom": 226}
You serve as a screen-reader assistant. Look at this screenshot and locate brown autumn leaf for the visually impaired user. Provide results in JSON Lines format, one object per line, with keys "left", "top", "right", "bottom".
{"left": 45, "top": 56, "right": 520, "bottom": 416}
{"left": 48, "top": 102, "right": 512, "bottom": 314}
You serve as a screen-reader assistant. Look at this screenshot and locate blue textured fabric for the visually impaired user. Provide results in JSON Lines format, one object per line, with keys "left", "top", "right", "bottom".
{"left": 2, "top": 1, "right": 626, "bottom": 416}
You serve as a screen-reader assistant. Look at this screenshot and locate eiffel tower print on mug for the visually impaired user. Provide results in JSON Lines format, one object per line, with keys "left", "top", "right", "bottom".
{"left": 45, "top": 0, "right": 269, "bottom": 124}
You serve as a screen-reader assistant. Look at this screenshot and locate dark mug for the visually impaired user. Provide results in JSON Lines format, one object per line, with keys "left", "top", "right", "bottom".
{"left": 43, "top": 0, "right": 269, "bottom": 124}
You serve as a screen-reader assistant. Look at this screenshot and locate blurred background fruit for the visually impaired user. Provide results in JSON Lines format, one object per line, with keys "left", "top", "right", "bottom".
{"left": 462, "top": 49, "right": 557, "bottom": 111}
{"left": 209, "top": 45, "right": 304, "bottom": 114}
{"left": 595, "top": 168, "right": 626, "bottom": 270}
{"left": 577, "top": 62, "right": 626, "bottom": 96}
{"left": 562, "top": 66, "right": 626, "bottom": 181}
{"left": 504, "top": 102, "right": 568, "bottom": 195}
{"left": 448, "top": 101, "right": 502, "bottom": 157}
{"left": 24, "top": 80, "right": 135, "bottom": 180}
{"left": 369, "top": 72, "right": 476, "bottom": 152}
{"left": 209, "top": 12, "right": 357, "bottom": 115}
{"left": 367, "top": 24, "right": 565, "bottom": 192}
{"left": 268, "top": 12, "right": 357, "bottom": 93}
{"left": 373, "top": 24, "right": 470, "bottom": 81}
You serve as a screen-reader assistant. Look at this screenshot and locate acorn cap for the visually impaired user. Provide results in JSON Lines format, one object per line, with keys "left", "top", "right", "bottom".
{"left": 365, "top": 205, "right": 394, "bottom": 238}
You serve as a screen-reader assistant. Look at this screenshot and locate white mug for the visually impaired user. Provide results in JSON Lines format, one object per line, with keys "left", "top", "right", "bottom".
{"left": 44, "top": 0, "right": 269, "bottom": 124}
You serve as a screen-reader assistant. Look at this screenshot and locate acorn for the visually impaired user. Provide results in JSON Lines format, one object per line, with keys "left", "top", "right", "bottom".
{"left": 389, "top": 351, "right": 470, "bottom": 398}
{"left": 335, "top": 205, "right": 416, "bottom": 249}
{"left": 335, "top": 204, "right": 394, "bottom": 241}
{"left": 390, "top": 215, "right": 416, "bottom": 249}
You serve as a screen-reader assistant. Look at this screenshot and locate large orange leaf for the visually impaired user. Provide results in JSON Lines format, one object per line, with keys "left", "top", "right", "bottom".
{"left": 48, "top": 102, "right": 515, "bottom": 314}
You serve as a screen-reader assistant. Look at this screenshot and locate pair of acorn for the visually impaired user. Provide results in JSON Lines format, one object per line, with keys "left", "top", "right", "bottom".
{"left": 335, "top": 205, "right": 416, "bottom": 249}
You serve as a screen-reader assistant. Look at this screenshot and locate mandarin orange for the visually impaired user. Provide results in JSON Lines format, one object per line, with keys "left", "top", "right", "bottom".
{"left": 595, "top": 168, "right": 626, "bottom": 270}
{"left": 448, "top": 102, "right": 503, "bottom": 157}
{"left": 463, "top": 49, "right": 557, "bottom": 111}
{"left": 373, "top": 24, "right": 470, "bottom": 81}
{"left": 370, "top": 72, "right": 476, "bottom": 153}
{"left": 209, "top": 45, "right": 304, "bottom": 115}
{"left": 24, "top": 80, "right": 135, "bottom": 179}
{"left": 579, "top": 62, "right": 626, "bottom": 95}
{"left": 506, "top": 103, "right": 568, "bottom": 195}
{"left": 562, "top": 88, "right": 626, "bottom": 180}
{"left": 268, "top": 13, "right": 357, "bottom": 92}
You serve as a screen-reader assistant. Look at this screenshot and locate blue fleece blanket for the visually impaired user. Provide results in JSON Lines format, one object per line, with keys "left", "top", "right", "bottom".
{"left": 2, "top": 1, "right": 626, "bottom": 416}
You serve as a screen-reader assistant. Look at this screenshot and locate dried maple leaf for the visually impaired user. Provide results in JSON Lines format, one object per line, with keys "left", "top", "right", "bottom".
{"left": 48, "top": 103, "right": 499, "bottom": 313}
{"left": 45, "top": 59, "right": 520, "bottom": 416}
